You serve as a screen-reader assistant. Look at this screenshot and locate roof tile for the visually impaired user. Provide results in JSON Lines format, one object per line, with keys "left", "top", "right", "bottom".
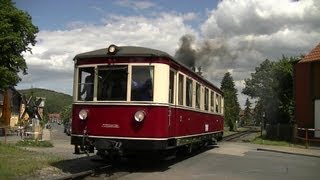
{"left": 300, "top": 43, "right": 320, "bottom": 63}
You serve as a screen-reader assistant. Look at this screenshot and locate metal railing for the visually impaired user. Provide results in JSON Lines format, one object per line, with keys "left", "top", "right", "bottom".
{"left": 296, "top": 127, "right": 320, "bottom": 148}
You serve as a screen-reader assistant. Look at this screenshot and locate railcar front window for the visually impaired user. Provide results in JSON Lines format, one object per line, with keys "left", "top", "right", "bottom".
{"left": 131, "top": 66, "right": 154, "bottom": 101}
{"left": 97, "top": 65, "right": 128, "bottom": 101}
{"left": 78, "top": 67, "right": 94, "bottom": 101}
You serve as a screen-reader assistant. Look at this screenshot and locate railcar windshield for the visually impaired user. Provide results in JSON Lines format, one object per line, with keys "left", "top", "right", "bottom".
{"left": 97, "top": 65, "right": 128, "bottom": 101}
{"left": 77, "top": 65, "right": 155, "bottom": 102}
{"left": 131, "top": 66, "right": 154, "bottom": 101}
{"left": 78, "top": 67, "right": 94, "bottom": 101}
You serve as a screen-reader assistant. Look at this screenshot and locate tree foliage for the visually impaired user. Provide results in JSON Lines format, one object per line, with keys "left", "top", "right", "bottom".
{"left": 242, "top": 56, "right": 298, "bottom": 125}
{"left": 221, "top": 72, "right": 240, "bottom": 131}
{"left": 0, "top": 0, "right": 38, "bottom": 90}
{"left": 242, "top": 98, "right": 252, "bottom": 126}
{"left": 61, "top": 104, "right": 72, "bottom": 124}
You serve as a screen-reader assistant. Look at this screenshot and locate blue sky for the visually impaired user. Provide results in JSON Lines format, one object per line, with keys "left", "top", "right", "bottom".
{"left": 15, "top": 0, "right": 218, "bottom": 30}
{"left": 13, "top": 0, "right": 320, "bottom": 107}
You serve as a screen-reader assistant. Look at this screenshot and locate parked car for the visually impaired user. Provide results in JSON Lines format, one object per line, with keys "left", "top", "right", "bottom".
{"left": 64, "top": 122, "right": 71, "bottom": 136}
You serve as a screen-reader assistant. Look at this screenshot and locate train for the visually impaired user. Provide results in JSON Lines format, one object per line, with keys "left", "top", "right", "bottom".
{"left": 71, "top": 44, "right": 224, "bottom": 160}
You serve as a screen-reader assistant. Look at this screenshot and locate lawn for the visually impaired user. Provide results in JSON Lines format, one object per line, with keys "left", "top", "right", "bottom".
{"left": 251, "top": 136, "right": 293, "bottom": 147}
{"left": 0, "top": 142, "right": 61, "bottom": 179}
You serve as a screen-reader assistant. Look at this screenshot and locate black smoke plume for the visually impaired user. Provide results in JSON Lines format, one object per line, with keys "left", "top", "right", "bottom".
{"left": 174, "top": 35, "right": 196, "bottom": 68}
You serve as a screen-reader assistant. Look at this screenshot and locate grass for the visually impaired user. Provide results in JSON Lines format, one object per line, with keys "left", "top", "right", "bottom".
{"left": 251, "top": 135, "right": 292, "bottom": 147}
{"left": 16, "top": 139, "right": 54, "bottom": 147}
{"left": 0, "top": 142, "right": 61, "bottom": 179}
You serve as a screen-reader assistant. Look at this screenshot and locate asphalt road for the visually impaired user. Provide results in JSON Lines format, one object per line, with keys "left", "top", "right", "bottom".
{"left": 3, "top": 124, "right": 319, "bottom": 179}
{"left": 118, "top": 142, "right": 320, "bottom": 180}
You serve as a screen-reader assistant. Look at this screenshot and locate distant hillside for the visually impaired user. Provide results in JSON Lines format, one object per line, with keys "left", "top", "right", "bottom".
{"left": 18, "top": 88, "right": 73, "bottom": 114}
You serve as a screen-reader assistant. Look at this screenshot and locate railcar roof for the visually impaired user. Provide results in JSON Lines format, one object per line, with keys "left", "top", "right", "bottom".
{"left": 74, "top": 46, "right": 174, "bottom": 60}
{"left": 74, "top": 45, "right": 223, "bottom": 94}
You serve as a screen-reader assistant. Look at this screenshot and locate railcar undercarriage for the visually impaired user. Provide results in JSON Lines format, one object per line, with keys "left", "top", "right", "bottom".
{"left": 71, "top": 131, "right": 223, "bottom": 160}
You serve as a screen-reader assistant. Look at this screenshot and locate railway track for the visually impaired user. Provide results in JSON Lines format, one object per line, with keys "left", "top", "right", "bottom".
{"left": 222, "top": 127, "right": 260, "bottom": 142}
{"left": 56, "top": 164, "right": 112, "bottom": 180}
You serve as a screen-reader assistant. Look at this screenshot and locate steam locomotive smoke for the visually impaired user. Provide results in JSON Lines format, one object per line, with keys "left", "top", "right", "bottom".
{"left": 174, "top": 35, "right": 196, "bottom": 68}
{"left": 174, "top": 34, "right": 238, "bottom": 75}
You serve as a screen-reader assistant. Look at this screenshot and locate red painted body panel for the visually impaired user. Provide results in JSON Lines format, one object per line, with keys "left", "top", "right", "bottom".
{"left": 173, "top": 107, "right": 224, "bottom": 136}
{"left": 72, "top": 104, "right": 224, "bottom": 139}
{"left": 72, "top": 104, "right": 169, "bottom": 138}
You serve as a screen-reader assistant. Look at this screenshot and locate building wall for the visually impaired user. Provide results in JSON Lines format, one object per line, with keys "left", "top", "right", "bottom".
{"left": 295, "top": 61, "right": 320, "bottom": 139}
{"left": 295, "top": 63, "right": 313, "bottom": 127}
{"left": 312, "top": 63, "right": 320, "bottom": 99}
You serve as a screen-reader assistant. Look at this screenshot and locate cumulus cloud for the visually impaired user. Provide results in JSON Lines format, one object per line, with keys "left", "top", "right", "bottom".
{"left": 18, "top": 0, "right": 320, "bottom": 108}
{"left": 18, "top": 13, "right": 197, "bottom": 94}
{"left": 196, "top": 0, "right": 320, "bottom": 106}
{"left": 114, "top": 0, "right": 156, "bottom": 10}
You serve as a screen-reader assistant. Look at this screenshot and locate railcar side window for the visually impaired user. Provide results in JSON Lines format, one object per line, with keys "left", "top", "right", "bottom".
{"left": 216, "top": 94, "right": 220, "bottom": 113}
{"left": 178, "top": 74, "right": 184, "bottom": 105}
{"left": 78, "top": 67, "right": 94, "bottom": 101}
{"left": 97, "top": 65, "right": 128, "bottom": 101}
{"left": 204, "top": 88, "right": 209, "bottom": 111}
{"left": 131, "top": 66, "right": 154, "bottom": 101}
{"left": 196, "top": 83, "right": 200, "bottom": 109}
{"left": 169, "top": 70, "right": 175, "bottom": 104}
{"left": 210, "top": 91, "right": 214, "bottom": 112}
{"left": 186, "top": 78, "right": 193, "bottom": 107}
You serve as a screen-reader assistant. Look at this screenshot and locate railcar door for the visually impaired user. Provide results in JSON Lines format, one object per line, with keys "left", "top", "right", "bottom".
{"left": 168, "top": 69, "right": 177, "bottom": 137}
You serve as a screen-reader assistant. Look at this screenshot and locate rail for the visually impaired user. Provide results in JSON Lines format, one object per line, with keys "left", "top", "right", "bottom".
{"left": 296, "top": 127, "right": 320, "bottom": 148}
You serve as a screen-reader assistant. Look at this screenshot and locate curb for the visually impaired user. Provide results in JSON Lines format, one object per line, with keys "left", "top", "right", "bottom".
{"left": 257, "top": 148, "right": 320, "bottom": 158}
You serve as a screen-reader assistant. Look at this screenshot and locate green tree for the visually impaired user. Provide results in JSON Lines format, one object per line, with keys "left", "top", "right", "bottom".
{"left": 242, "top": 98, "right": 252, "bottom": 126}
{"left": 242, "top": 56, "right": 298, "bottom": 125}
{"left": 0, "top": 0, "right": 38, "bottom": 91}
{"left": 221, "top": 72, "right": 240, "bottom": 131}
{"left": 61, "top": 104, "right": 72, "bottom": 124}
{"left": 252, "top": 99, "right": 264, "bottom": 126}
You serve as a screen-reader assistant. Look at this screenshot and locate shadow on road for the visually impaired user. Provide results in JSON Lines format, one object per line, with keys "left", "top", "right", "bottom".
{"left": 50, "top": 145, "right": 216, "bottom": 178}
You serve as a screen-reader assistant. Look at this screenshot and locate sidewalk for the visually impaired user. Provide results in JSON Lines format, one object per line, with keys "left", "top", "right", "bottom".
{"left": 256, "top": 144, "right": 320, "bottom": 158}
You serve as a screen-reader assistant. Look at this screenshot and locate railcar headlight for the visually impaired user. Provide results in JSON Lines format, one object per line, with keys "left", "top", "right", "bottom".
{"left": 108, "top": 44, "right": 118, "bottom": 54}
{"left": 79, "top": 109, "right": 88, "bottom": 120}
{"left": 134, "top": 110, "right": 146, "bottom": 122}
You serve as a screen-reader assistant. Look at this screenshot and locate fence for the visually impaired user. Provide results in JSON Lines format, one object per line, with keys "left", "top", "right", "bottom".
{"left": 295, "top": 127, "right": 320, "bottom": 148}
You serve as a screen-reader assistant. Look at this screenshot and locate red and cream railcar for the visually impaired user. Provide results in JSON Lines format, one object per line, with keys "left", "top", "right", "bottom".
{"left": 71, "top": 45, "right": 224, "bottom": 158}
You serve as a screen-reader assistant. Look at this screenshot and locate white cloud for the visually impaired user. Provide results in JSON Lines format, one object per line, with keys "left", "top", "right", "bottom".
{"left": 114, "top": 0, "right": 156, "bottom": 10}
{"left": 18, "top": 0, "right": 320, "bottom": 109}
{"left": 18, "top": 13, "right": 197, "bottom": 94}
{"left": 198, "top": 0, "right": 320, "bottom": 107}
